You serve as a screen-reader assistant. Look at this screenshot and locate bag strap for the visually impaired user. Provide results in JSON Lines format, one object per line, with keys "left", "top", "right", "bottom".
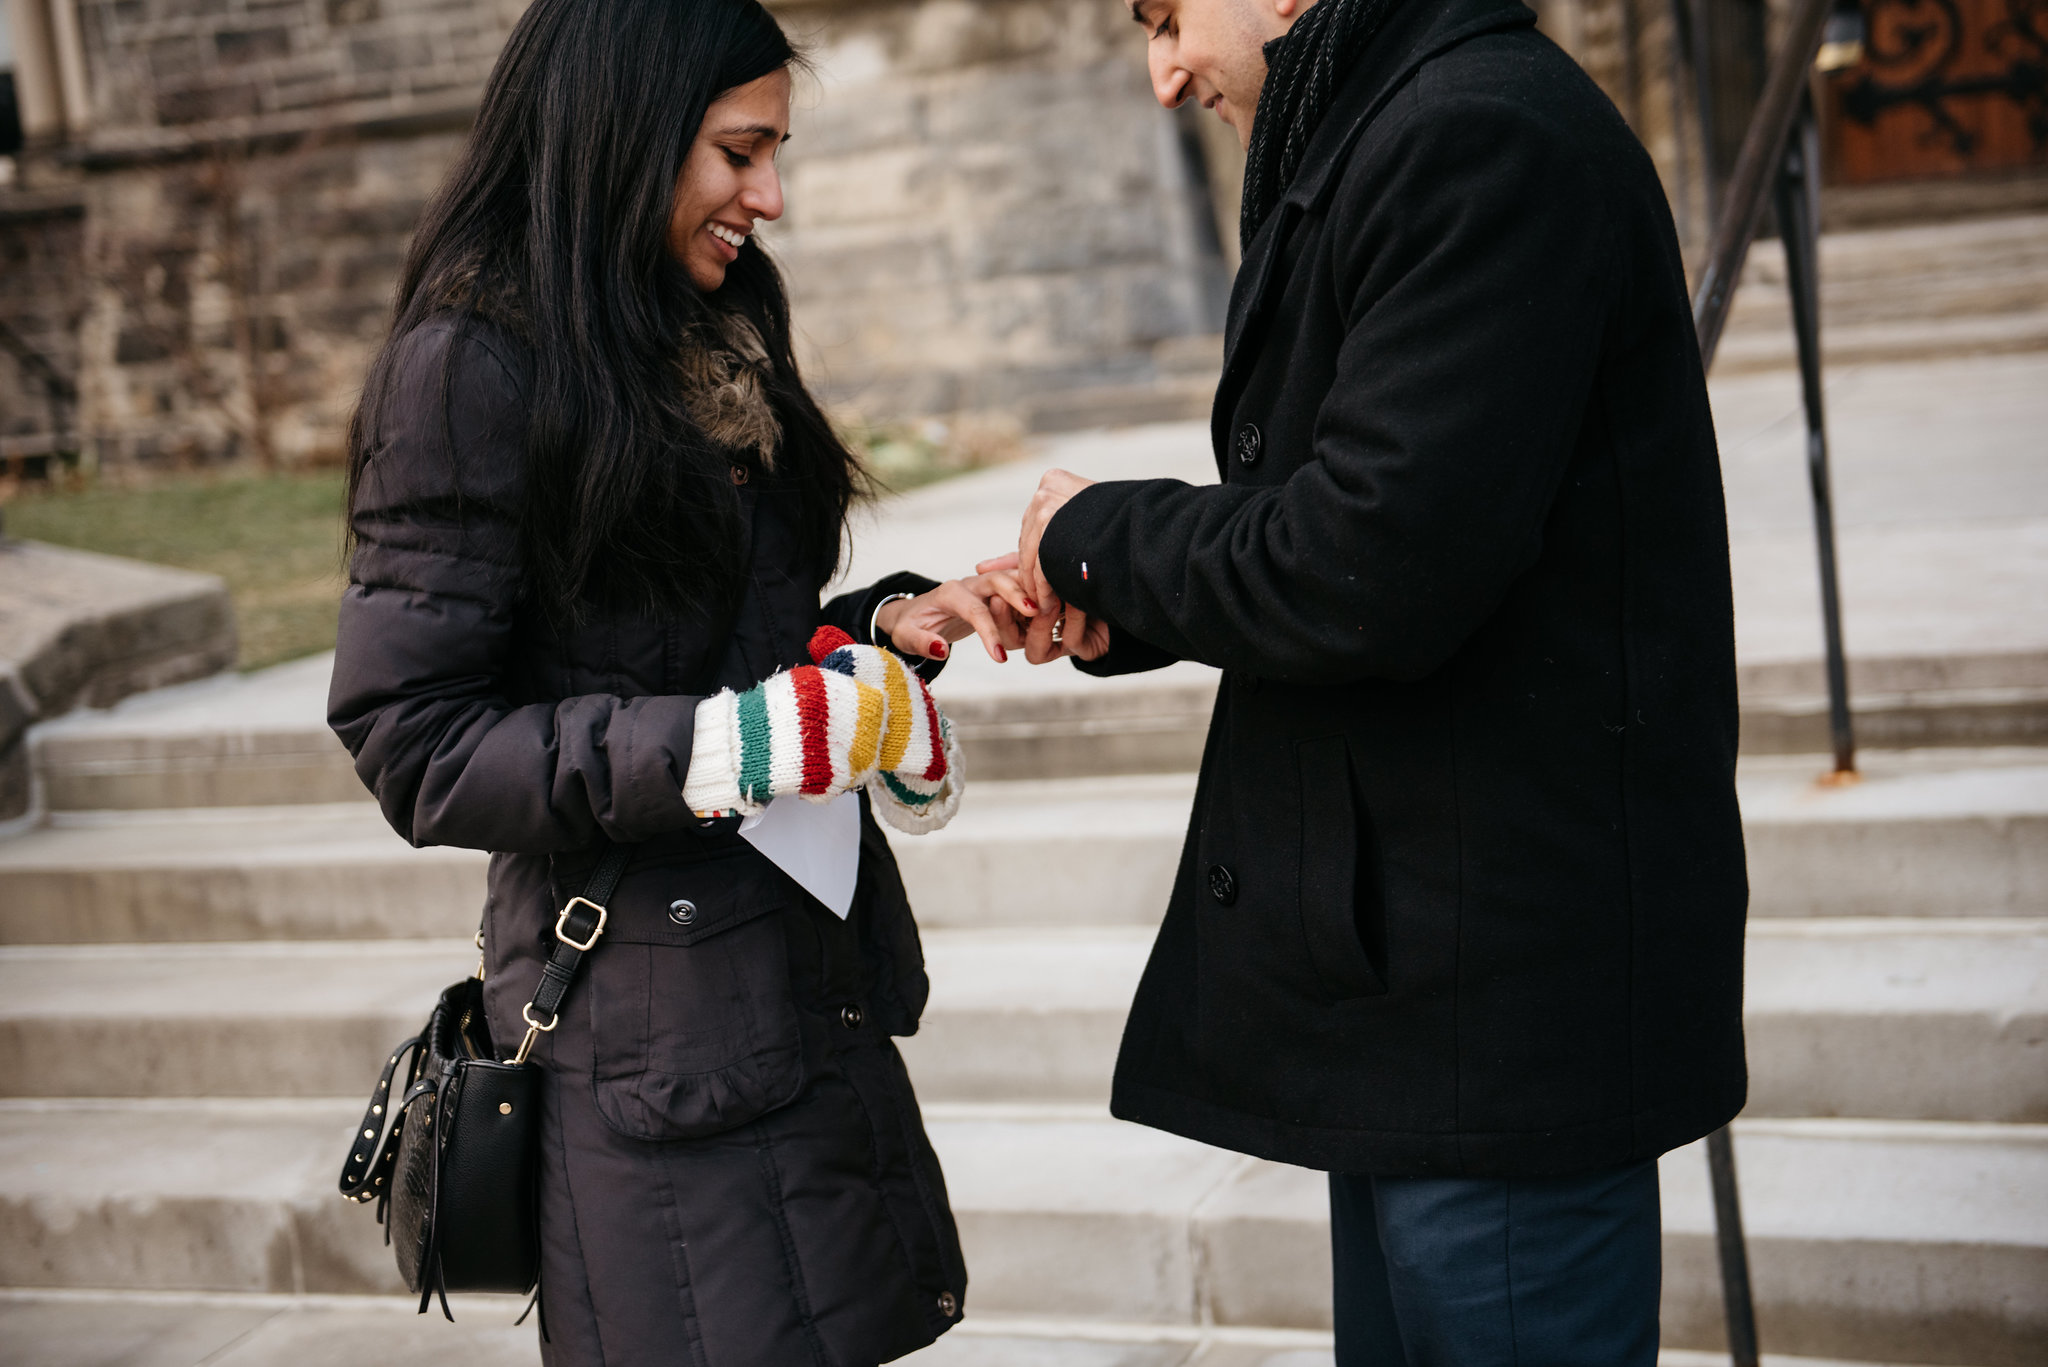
{"left": 511, "top": 841, "right": 635, "bottom": 1064}
{"left": 338, "top": 1033, "right": 424, "bottom": 1206}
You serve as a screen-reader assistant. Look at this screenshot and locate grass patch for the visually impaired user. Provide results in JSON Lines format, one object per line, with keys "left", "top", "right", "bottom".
{"left": 7, "top": 471, "right": 349, "bottom": 673}
{"left": 846, "top": 415, "right": 1026, "bottom": 494}
{"left": 2, "top": 421, "right": 1023, "bottom": 674}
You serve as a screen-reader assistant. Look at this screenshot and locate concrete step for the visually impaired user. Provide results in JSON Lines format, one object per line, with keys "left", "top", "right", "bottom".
{"left": 1, "top": 1100, "right": 2040, "bottom": 1363}
{"left": 5, "top": 750, "right": 2042, "bottom": 946}
{"left": 1022, "top": 377, "right": 1216, "bottom": 436}
{"left": 1712, "top": 310, "right": 2048, "bottom": 375}
{"left": 0, "top": 1293, "right": 1980, "bottom": 1367}
{"left": 1741, "top": 684, "right": 2048, "bottom": 755}
{"left": 30, "top": 655, "right": 362, "bottom": 815}
{"left": 0, "top": 540, "right": 238, "bottom": 823}
{"left": 0, "top": 805, "right": 488, "bottom": 944}
{"left": 1715, "top": 213, "right": 2048, "bottom": 375}
{"left": 30, "top": 645, "right": 2048, "bottom": 810}
{"left": 0, "top": 772, "right": 1198, "bottom": 944}
{"left": 0, "top": 1292, "right": 1969, "bottom": 1367}
{"left": 1738, "top": 751, "right": 2048, "bottom": 919}
{"left": 4, "top": 921, "right": 2042, "bottom": 1123}
{"left": 0, "top": 758, "right": 2039, "bottom": 945}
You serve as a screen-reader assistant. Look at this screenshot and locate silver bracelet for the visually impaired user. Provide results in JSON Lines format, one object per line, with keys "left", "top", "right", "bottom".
{"left": 870, "top": 592, "right": 916, "bottom": 649}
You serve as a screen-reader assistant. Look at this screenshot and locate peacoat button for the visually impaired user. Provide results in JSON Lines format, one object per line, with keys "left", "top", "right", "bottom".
{"left": 1235, "top": 423, "right": 1262, "bottom": 466}
{"left": 667, "top": 899, "right": 698, "bottom": 926}
{"left": 840, "top": 1003, "right": 864, "bottom": 1030}
{"left": 1207, "top": 864, "right": 1238, "bottom": 905}
{"left": 937, "top": 1291, "right": 958, "bottom": 1318}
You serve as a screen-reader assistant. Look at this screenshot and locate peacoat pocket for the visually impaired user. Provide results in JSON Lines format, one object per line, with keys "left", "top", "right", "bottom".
{"left": 585, "top": 848, "right": 807, "bottom": 1141}
{"left": 1297, "top": 736, "right": 1388, "bottom": 1001}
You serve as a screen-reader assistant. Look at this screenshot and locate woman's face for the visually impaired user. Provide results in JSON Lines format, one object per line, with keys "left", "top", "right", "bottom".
{"left": 670, "top": 68, "right": 792, "bottom": 292}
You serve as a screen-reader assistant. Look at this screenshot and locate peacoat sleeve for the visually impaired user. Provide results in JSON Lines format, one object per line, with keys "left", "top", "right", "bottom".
{"left": 1037, "top": 87, "right": 1620, "bottom": 684}
{"left": 329, "top": 317, "right": 708, "bottom": 854}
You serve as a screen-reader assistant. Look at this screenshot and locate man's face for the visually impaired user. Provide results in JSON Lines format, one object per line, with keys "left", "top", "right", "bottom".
{"left": 1129, "top": 0, "right": 1308, "bottom": 148}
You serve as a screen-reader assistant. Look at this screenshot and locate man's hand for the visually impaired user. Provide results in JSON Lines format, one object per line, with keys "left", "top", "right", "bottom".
{"left": 1017, "top": 468, "right": 1096, "bottom": 609}
{"left": 977, "top": 551, "right": 1111, "bottom": 664}
{"left": 1012, "top": 468, "right": 1103, "bottom": 662}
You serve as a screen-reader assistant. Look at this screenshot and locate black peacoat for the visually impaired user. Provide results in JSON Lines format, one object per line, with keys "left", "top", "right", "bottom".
{"left": 329, "top": 315, "right": 966, "bottom": 1365}
{"left": 1039, "top": 0, "right": 1749, "bottom": 1177}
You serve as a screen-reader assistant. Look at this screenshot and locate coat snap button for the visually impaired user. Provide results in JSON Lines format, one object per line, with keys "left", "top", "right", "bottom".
{"left": 1207, "top": 864, "right": 1238, "bottom": 905}
{"left": 1235, "top": 423, "right": 1262, "bottom": 466}
{"left": 840, "top": 1003, "right": 864, "bottom": 1030}
{"left": 937, "top": 1291, "right": 958, "bottom": 1318}
{"left": 668, "top": 899, "right": 698, "bottom": 926}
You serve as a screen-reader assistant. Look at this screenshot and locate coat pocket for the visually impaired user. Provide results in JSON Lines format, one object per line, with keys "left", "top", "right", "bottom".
{"left": 585, "top": 849, "right": 807, "bottom": 1141}
{"left": 1297, "top": 737, "right": 1388, "bottom": 1001}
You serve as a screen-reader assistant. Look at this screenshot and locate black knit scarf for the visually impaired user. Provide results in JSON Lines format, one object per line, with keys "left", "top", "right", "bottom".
{"left": 1240, "top": 0, "right": 1403, "bottom": 252}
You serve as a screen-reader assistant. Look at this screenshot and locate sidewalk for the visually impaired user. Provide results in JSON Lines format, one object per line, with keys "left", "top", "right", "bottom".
{"left": 27, "top": 349, "right": 2046, "bottom": 799}
{"left": 844, "top": 349, "right": 2048, "bottom": 706}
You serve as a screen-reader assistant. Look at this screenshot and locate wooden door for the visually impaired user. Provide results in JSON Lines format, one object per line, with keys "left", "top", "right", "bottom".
{"left": 1824, "top": 0, "right": 2048, "bottom": 182}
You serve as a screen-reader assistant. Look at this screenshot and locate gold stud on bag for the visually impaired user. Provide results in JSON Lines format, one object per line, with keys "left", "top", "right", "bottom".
{"left": 337, "top": 842, "right": 632, "bottom": 1320}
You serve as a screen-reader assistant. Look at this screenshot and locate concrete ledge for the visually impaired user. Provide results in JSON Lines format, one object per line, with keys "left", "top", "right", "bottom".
{"left": 1712, "top": 310, "right": 2048, "bottom": 375}
{"left": 5, "top": 921, "right": 2038, "bottom": 1119}
{"left": 31, "top": 653, "right": 356, "bottom": 813}
{"left": 1, "top": 755, "right": 2040, "bottom": 945}
{"left": 14, "top": 1102, "right": 2035, "bottom": 1361}
{"left": 0, "top": 540, "right": 236, "bottom": 821}
{"left": 0, "top": 1290, "right": 1982, "bottom": 1367}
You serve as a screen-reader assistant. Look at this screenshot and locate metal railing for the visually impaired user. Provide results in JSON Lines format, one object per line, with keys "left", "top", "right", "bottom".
{"left": 1686, "top": 0, "right": 1859, "bottom": 1361}
{"left": 0, "top": 313, "right": 78, "bottom": 476}
{"left": 1692, "top": 0, "right": 1858, "bottom": 779}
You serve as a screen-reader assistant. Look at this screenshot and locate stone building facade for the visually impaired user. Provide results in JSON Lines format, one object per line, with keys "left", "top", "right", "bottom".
{"left": 0, "top": 0, "right": 1713, "bottom": 473}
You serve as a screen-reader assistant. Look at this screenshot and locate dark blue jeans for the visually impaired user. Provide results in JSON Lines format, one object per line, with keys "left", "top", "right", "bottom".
{"left": 1329, "top": 1160, "right": 1662, "bottom": 1367}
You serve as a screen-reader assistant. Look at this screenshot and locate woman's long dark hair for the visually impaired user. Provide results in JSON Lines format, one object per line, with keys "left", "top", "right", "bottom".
{"left": 347, "top": 0, "right": 858, "bottom": 622}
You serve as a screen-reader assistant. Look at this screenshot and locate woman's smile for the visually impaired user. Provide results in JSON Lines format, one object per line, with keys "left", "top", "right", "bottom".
{"left": 707, "top": 221, "right": 750, "bottom": 260}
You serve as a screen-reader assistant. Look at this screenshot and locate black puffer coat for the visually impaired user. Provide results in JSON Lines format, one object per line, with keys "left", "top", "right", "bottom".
{"left": 328, "top": 315, "right": 967, "bottom": 1366}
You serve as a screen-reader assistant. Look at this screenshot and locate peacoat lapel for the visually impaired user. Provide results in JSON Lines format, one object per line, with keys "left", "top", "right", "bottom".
{"left": 1212, "top": 0, "right": 1539, "bottom": 472}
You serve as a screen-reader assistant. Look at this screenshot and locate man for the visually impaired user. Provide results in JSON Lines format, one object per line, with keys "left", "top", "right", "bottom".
{"left": 1006, "top": 0, "right": 1749, "bottom": 1360}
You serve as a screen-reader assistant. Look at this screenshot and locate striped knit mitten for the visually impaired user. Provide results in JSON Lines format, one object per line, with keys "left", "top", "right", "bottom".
{"left": 684, "top": 648, "right": 889, "bottom": 818}
{"left": 807, "top": 627, "right": 964, "bottom": 835}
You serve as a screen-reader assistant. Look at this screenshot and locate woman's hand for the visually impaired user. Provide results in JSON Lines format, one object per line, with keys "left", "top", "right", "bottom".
{"left": 974, "top": 553, "right": 1111, "bottom": 664}
{"left": 875, "top": 570, "right": 1037, "bottom": 663}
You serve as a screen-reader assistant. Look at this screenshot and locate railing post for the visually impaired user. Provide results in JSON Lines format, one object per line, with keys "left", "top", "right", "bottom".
{"left": 1770, "top": 94, "right": 1857, "bottom": 777}
{"left": 1683, "top": 1, "right": 1853, "bottom": 1359}
{"left": 1706, "top": 1127, "right": 1761, "bottom": 1367}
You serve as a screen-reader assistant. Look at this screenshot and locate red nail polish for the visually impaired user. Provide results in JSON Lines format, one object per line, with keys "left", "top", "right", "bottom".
{"left": 997, "top": 647, "right": 1008, "bottom": 663}
{"left": 1025, "top": 599, "right": 1039, "bottom": 612}
{"left": 931, "top": 641, "right": 947, "bottom": 658}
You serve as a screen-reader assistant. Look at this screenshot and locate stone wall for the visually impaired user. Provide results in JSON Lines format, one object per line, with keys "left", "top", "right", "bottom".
{"left": 72, "top": 0, "right": 524, "bottom": 135}
{"left": 764, "top": 0, "right": 1229, "bottom": 419}
{"left": 73, "top": 126, "right": 465, "bottom": 467}
{"left": 45, "top": 0, "right": 523, "bottom": 469}
{"left": 3, "top": 0, "right": 1726, "bottom": 473}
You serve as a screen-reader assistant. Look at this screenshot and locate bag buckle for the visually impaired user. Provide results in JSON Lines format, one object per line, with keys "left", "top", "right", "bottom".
{"left": 512, "top": 1001, "right": 558, "bottom": 1065}
{"left": 555, "top": 896, "right": 608, "bottom": 951}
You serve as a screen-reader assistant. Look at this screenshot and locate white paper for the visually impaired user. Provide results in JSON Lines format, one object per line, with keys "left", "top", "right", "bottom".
{"left": 739, "top": 791, "right": 862, "bottom": 919}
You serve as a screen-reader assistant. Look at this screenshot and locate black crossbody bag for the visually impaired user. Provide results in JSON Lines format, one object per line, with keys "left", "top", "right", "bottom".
{"left": 337, "top": 843, "right": 633, "bottom": 1318}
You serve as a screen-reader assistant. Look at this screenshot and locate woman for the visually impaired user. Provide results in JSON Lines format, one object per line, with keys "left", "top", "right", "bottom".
{"left": 328, "top": 2, "right": 1026, "bottom": 1361}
